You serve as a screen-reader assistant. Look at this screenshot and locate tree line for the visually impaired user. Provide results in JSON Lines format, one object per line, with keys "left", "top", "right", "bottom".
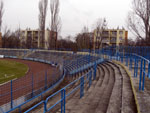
{"left": 0, "top": 0, "right": 61, "bottom": 49}
{"left": 0, "top": 0, "right": 150, "bottom": 49}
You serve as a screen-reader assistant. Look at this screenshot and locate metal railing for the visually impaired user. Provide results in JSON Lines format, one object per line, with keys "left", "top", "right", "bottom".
{"left": 0, "top": 49, "right": 104, "bottom": 113}
{"left": 100, "top": 48, "right": 150, "bottom": 91}
{"left": 1, "top": 46, "right": 150, "bottom": 113}
{"left": 24, "top": 61, "right": 100, "bottom": 113}
{"left": 0, "top": 56, "right": 64, "bottom": 113}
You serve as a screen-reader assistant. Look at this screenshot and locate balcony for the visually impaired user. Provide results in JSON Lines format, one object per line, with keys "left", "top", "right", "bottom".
{"left": 110, "top": 38, "right": 116, "bottom": 43}
{"left": 102, "top": 34, "right": 109, "bottom": 37}
{"left": 102, "top": 38, "right": 109, "bottom": 43}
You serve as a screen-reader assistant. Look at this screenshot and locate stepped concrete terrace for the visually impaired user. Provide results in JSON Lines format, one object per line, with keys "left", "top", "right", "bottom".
{"left": 31, "top": 61, "right": 138, "bottom": 113}
{"left": 119, "top": 61, "right": 150, "bottom": 113}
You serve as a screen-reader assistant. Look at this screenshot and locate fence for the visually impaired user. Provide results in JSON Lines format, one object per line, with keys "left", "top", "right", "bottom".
{"left": 1, "top": 46, "right": 150, "bottom": 113}
{"left": 24, "top": 61, "right": 100, "bottom": 113}
{"left": 102, "top": 46, "right": 150, "bottom": 60}
{"left": 0, "top": 49, "right": 102, "bottom": 113}
{"left": 98, "top": 47, "right": 150, "bottom": 91}
{"left": 64, "top": 54, "right": 99, "bottom": 75}
{"left": 78, "top": 46, "right": 150, "bottom": 92}
{"left": 0, "top": 57, "right": 63, "bottom": 113}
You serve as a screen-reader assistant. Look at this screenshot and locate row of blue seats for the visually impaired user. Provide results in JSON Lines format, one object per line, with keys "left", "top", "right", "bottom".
{"left": 64, "top": 55, "right": 99, "bottom": 74}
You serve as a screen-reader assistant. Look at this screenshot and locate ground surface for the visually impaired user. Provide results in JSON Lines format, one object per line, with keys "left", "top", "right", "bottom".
{"left": 31, "top": 61, "right": 137, "bottom": 113}
{"left": 0, "top": 58, "right": 59, "bottom": 106}
{"left": 128, "top": 63, "right": 150, "bottom": 113}
{"left": 0, "top": 59, "right": 28, "bottom": 84}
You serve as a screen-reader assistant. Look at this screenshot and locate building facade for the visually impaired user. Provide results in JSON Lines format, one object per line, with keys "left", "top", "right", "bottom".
{"left": 20, "top": 29, "right": 57, "bottom": 49}
{"left": 93, "top": 28, "right": 128, "bottom": 49}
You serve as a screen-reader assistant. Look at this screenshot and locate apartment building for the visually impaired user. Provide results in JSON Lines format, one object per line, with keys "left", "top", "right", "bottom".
{"left": 93, "top": 28, "right": 128, "bottom": 49}
{"left": 20, "top": 29, "right": 57, "bottom": 49}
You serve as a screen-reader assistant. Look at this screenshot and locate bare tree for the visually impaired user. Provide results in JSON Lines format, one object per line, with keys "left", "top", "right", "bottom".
{"left": 93, "top": 18, "right": 107, "bottom": 49}
{"left": 127, "top": 0, "right": 150, "bottom": 44}
{"left": 75, "top": 26, "right": 91, "bottom": 50}
{"left": 2, "top": 26, "right": 20, "bottom": 48}
{"left": 0, "top": 0, "right": 4, "bottom": 32}
{"left": 50, "top": 0, "right": 61, "bottom": 49}
{"left": 3, "top": 26, "right": 11, "bottom": 38}
{"left": 38, "top": 0, "right": 48, "bottom": 48}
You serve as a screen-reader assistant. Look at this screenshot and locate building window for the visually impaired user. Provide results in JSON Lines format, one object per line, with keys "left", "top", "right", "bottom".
{"left": 103, "top": 31, "right": 109, "bottom": 35}
{"left": 119, "top": 37, "right": 123, "bottom": 40}
{"left": 119, "top": 31, "right": 123, "bottom": 35}
{"left": 111, "top": 37, "right": 116, "bottom": 43}
{"left": 111, "top": 31, "right": 117, "bottom": 35}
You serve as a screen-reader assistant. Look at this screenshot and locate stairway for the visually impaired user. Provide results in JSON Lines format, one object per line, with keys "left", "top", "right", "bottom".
{"left": 64, "top": 61, "right": 137, "bottom": 113}
{"left": 25, "top": 61, "right": 137, "bottom": 113}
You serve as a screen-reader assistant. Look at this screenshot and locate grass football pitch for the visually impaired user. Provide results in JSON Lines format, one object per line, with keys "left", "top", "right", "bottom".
{"left": 0, "top": 59, "right": 28, "bottom": 84}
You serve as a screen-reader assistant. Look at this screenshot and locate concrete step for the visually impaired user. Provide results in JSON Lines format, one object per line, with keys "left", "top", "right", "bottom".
{"left": 116, "top": 64, "right": 137, "bottom": 113}
{"left": 64, "top": 61, "right": 137, "bottom": 113}
{"left": 65, "top": 63, "right": 114, "bottom": 113}
{"left": 30, "top": 61, "right": 138, "bottom": 113}
{"left": 106, "top": 62, "right": 123, "bottom": 113}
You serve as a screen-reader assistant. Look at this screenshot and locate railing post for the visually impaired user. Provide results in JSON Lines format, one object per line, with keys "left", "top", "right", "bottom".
{"left": 148, "top": 63, "right": 150, "bottom": 78}
{"left": 121, "top": 52, "right": 123, "bottom": 63}
{"left": 80, "top": 77, "right": 84, "bottom": 98}
{"left": 89, "top": 71, "right": 92, "bottom": 87}
{"left": 139, "top": 59, "right": 143, "bottom": 91}
{"left": 10, "top": 80, "right": 13, "bottom": 109}
{"left": 118, "top": 52, "right": 120, "bottom": 61}
{"left": 116, "top": 51, "right": 118, "bottom": 61}
{"left": 129, "top": 54, "right": 132, "bottom": 70}
{"left": 31, "top": 73, "right": 34, "bottom": 97}
{"left": 61, "top": 89, "right": 66, "bottom": 113}
{"left": 136, "top": 58, "right": 139, "bottom": 77}
{"left": 126, "top": 53, "right": 128, "bottom": 66}
{"left": 134, "top": 56, "right": 137, "bottom": 77}
{"left": 18, "top": 106, "right": 21, "bottom": 113}
{"left": 94, "top": 62, "right": 97, "bottom": 80}
{"left": 45, "top": 70, "right": 47, "bottom": 90}
{"left": 64, "top": 89, "right": 66, "bottom": 113}
{"left": 44, "top": 101, "right": 47, "bottom": 113}
{"left": 142, "top": 60, "right": 146, "bottom": 91}
{"left": 88, "top": 54, "right": 91, "bottom": 63}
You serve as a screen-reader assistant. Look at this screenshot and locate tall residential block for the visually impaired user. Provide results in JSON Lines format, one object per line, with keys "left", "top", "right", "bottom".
{"left": 93, "top": 28, "right": 128, "bottom": 49}
{"left": 20, "top": 29, "right": 57, "bottom": 49}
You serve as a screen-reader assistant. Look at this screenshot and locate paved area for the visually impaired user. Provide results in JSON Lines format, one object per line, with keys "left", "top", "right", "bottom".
{"left": 123, "top": 62, "right": 150, "bottom": 113}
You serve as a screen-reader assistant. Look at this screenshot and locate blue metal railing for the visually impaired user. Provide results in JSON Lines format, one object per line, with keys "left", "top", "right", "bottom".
{"left": 1, "top": 46, "right": 150, "bottom": 113}
{"left": 5, "top": 68, "right": 66, "bottom": 113}
{"left": 1, "top": 49, "right": 104, "bottom": 113}
{"left": 0, "top": 51, "right": 65, "bottom": 113}
{"left": 101, "top": 48, "right": 150, "bottom": 91}
{"left": 24, "top": 68, "right": 96, "bottom": 113}
{"left": 22, "top": 55, "right": 104, "bottom": 113}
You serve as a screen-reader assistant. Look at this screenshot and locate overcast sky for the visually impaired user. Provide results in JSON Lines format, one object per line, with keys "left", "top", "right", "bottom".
{"left": 3, "top": 0, "right": 132, "bottom": 38}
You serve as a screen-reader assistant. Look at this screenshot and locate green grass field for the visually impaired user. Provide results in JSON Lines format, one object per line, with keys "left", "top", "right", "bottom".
{"left": 0, "top": 60, "right": 28, "bottom": 84}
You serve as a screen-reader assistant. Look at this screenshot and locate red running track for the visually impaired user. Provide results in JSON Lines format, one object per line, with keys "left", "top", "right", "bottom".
{"left": 0, "top": 58, "right": 60, "bottom": 106}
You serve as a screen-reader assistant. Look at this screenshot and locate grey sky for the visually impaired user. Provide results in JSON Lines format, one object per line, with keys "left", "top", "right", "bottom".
{"left": 3, "top": 0, "right": 132, "bottom": 38}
